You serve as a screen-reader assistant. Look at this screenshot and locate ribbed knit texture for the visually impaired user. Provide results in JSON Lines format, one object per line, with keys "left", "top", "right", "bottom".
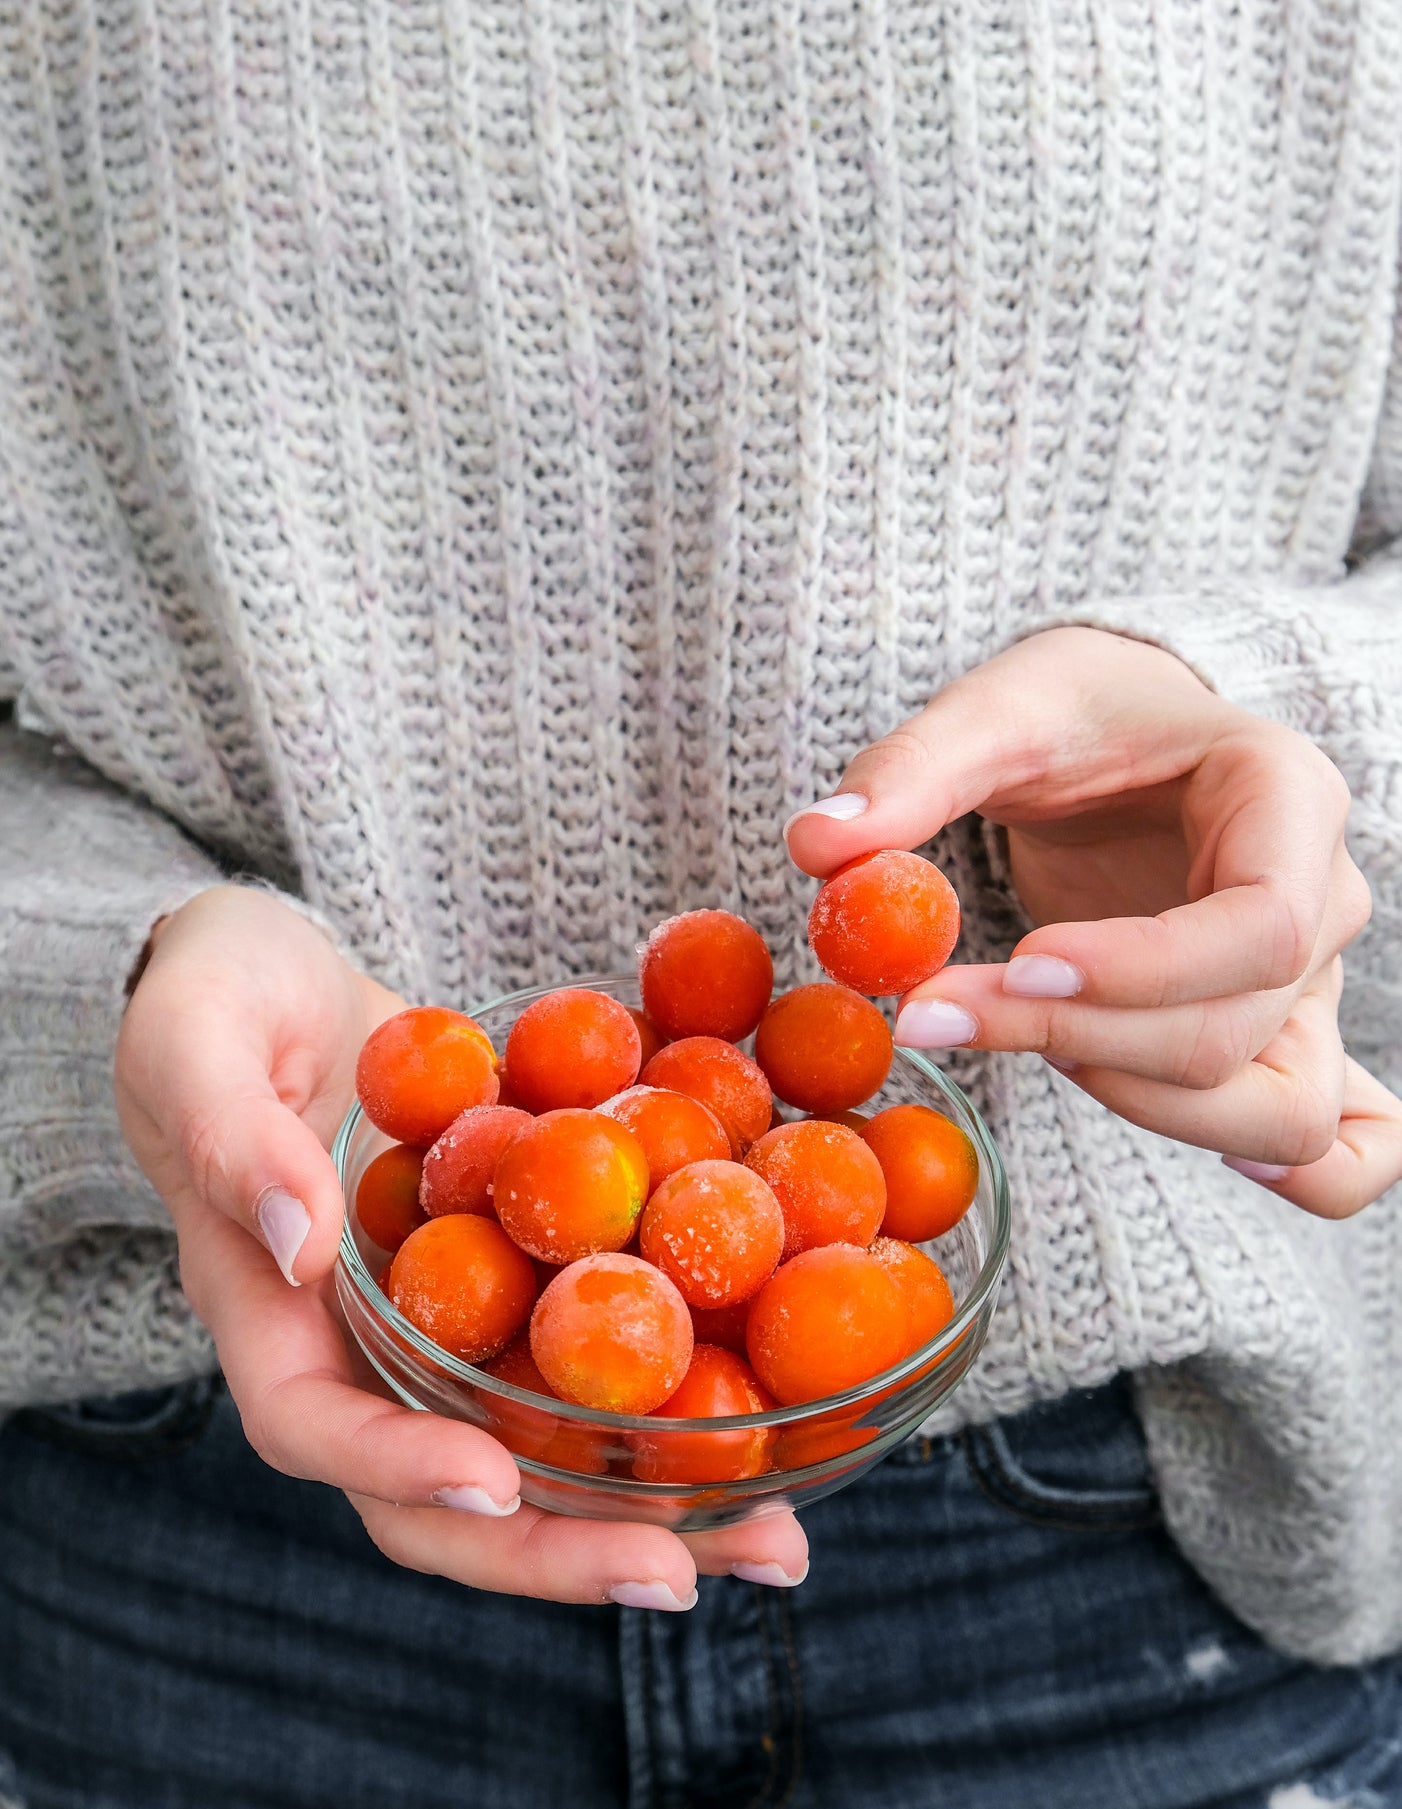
{"left": 2, "top": 0, "right": 1401, "bottom": 1662}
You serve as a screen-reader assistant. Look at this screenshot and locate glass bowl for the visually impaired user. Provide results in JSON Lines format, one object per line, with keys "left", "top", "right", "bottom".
{"left": 334, "top": 973, "right": 1009, "bottom": 1531}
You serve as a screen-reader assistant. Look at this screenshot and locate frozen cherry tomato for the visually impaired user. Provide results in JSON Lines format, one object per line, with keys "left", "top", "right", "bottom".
{"left": 355, "top": 1144, "right": 427, "bottom": 1252}
{"left": 745, "top": 1244, "right": 908, "bottom": 1406}
{"left": 626, "top": 1007, "right": 668, "bottom": 1070}
{"left": 808, "top": 850, "right": 960, "bottom": 995}
{"left": 356, "top": 1006, "right": 499, "bottom": 1147}
{"left": 419, "top": 1104, "right": 532, "bottom": 1218}
{"left": 861, "top": 1103, "right": 979, "bottom": 1241}
{"left": 503, "top": 988, "right": 642, "bottom": 1112}
{"left": 640, "top": 1037, "right": 773, "bottom": 1156}
{"left": 530, "top": 1253, "right": 694, "bottom": 1413}
{"left": 596, "top": 1086, "right": 731, "bottom": 1190}
{"left": 494, "top": 1109, "right": 649, "bottom": 1263}
{"left": 744, "top": 1119, "right": 886, "bottom": 1260}
{"left": 639, "top": 909, "right": 773, "bottom": 1042}
{"left": 639, "top": 1159, "right": 785, "bottom": 1308}
{"left": 753, "top": 984, "right": 892, "bottom": 1114}
{"left": 388, "top": 1214, "right": 536, "bottom": 1363}
{"left": 870, "top": 1236, "right": 956, "bottom": 1356}
{"left": 630, "top": 1345, "right": 776, "bottom": 1484}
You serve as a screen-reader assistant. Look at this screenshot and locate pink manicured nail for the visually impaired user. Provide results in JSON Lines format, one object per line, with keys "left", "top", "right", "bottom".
{"left": 608, "top": 1581, "right": 699, "bottom": 1612}
{"left": 782, "top": 793, "right": 868, "bottom": 840}
{"left": 1005, "top": 956, "right": 1084, "bottom": 999}
{"left": 1221, "top": 1156, "right": 1292, "bottom": 1186}
{"left": 255, "top": 1188, "right": 310, "bottom": 1286}
{"left": 894, "top": 1000, "right": 978, "bottom": 1049}
{"left": 432, "top": 1485, "right": 520, "bottom": 1517}
{"left": 1044, "top": 1055, "right": 1080, "bottom": 1075}
{"left": 730, "top": 1560, "right": 810, "bottom": 1588}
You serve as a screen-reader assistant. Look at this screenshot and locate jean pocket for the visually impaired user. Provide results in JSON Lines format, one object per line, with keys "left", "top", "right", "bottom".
{"left": 12, "top": 1375, "right": 222, "bottom": 1462}
{"left": 959, "top": 1377, "right": 1161, "bottom": 1534}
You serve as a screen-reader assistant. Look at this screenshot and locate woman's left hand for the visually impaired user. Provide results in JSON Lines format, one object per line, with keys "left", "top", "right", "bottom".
{"left": 785, "top": 626, "right": 1402, "bottom": 1219}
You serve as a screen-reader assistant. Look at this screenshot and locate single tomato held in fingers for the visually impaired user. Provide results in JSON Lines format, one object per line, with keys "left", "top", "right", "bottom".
{"left": 808, "top": 850, "right": 960, "bottom": 996}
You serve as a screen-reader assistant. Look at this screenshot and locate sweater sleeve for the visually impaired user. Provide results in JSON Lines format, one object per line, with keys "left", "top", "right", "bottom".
{"left": 1024, "top": 545, "right": 1402, "bottom": 1067}
{"left": 0, "top": 712, "right": 222, "bottom": 1406}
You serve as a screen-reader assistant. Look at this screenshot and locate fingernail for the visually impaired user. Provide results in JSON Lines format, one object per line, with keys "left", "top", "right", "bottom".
{"left": 432, "top": 1485, "right": 521, "bottom": 1517}
{"left": 782, "top": 793, "right": 868, "bottom": 840}
{"left": 1221, "top": 1156, "right": 1292, "bottom": 1186}
{"left": 607, "top": 1580, "right": 699, "bottom": 1612}
{"left": 894, "top": 1000, "right": 978, "bottom": 1049}
{"left": 1044, "top": 1055, "right": 1080, "bottom": 1075}
{"left": 1005, "top": 956, "right": 1084, "bottom": 999}
{"left": 255, "top": 1187, "right": 311, "bottom": 1286}
{"left": 730, "top": 1559, "right": 810, "bottom": 1588}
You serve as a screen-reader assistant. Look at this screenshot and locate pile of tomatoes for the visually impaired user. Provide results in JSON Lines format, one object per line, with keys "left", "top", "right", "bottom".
{"left": 351, "top": 850, "right": 974, "bottom": 1479}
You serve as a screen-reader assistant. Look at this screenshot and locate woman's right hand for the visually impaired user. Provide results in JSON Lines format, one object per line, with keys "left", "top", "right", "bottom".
{"left": 115, "top": 886, "right": 809, "bottom": 1607}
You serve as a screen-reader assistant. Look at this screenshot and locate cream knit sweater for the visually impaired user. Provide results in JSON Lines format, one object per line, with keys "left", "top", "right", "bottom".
{"left": 2, "top": 0, "right": 1401, "bottom": 1663}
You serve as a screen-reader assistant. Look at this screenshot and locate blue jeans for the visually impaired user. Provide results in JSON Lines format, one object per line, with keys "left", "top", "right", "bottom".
{"left": 2, "top": 1375, "right": 1399, "bottom": 1808}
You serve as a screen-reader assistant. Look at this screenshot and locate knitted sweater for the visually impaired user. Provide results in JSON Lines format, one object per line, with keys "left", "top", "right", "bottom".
{"left": 2, "top": 0, "right": 1401, "bottom": 1664}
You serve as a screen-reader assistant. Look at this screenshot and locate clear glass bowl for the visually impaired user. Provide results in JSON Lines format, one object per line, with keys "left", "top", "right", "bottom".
{"left": 334, "top": 974, "right": 1010, "bottom": 1531}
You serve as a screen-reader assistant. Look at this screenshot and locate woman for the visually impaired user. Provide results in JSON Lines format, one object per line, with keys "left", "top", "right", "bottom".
{"left": 3, "top": 0, "right": 1402, "bottom": 1800}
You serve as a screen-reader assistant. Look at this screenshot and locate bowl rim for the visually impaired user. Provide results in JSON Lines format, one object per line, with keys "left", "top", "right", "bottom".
{"left": 335, "top": 973, "right": 1011, "bottom": 1432}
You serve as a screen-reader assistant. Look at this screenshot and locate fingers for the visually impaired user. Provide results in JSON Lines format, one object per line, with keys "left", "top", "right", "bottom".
{"left": 897, "top": 964, "right": 1289, "bottom": 1090}
{"left": 783, "top": 627, "right": 1215, "bottom": 878}
{"left": 121, "top": 1002, "right": 346, "bottom": 1285}
{"left": 1007, "top": 767, "right": 1362, "bottom": 1009}
{"left": 1050, "top": 966, "right": 1349, "bottom": 1170}
{"left": 180, "top": 1205, "right": 524, "bottom": 1509}
{"left": 1243, "top": 1059, "right": 1402, "bottom": 1221}
{"left": 350, "top": 1495, "right": 810, "bottom": 1607}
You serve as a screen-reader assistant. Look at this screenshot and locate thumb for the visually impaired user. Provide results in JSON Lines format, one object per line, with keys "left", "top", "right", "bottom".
{"left": 782, "top": 626, "right": 1215, "bottom": 877}
{"left": 121, "top": 1010, "right": 349, "bottom": 1287}
{"left": 783, "top": 673, "right": 1031, "bottom": 879}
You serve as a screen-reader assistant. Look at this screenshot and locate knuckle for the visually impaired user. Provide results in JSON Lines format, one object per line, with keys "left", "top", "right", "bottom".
{"left": 1273, "top": 1091, "right": 1339, "bottom": 1169}
{"left": 179, "top": 1097, "right": 239, "bottom": 1206}
{"left": 1338, "top": 862, "right": 1374, "bottom": 946}
{"left": 1173, "top": 1007, "right": 1255, "bottom": 1091}
{"left": 859, "top": 721, "right": 937, "bottom": 786}
{"left": 1261, "top": 895, "right": 1315, "bottom": 992}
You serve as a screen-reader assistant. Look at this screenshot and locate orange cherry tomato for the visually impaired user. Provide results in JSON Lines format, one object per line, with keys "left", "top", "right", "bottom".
{"left": 744, "top": 1119, "right": 886, "bottom": 1260}
{"left": 753, "top": 984, "right": 892, "bottom": 1114}
{"left": 356, "top": 1006, "right": 499, "bottom": 1147}
{"left": 531, "top": 1253, "right": 694, "bottom": 1414}
{"left": 639, "top": 909, "right": 774, "bottom": 1042}
{"left": 494, "top": 1109, "right": 649, "bottom": 1263}
{"left": 355, "top": 1144, "right": 427, "bottom": 1252}
{"left": 808, "top": 849, "right": 960, "bottom": 996}
{"left": 388, "top": 1214, "right": 536, "bottom": 1363}
{"left": 861, "top": 1103, "right": 979, "bottom": 1242}
{"left": 503, "top": 988, "right": 642, "bottom": 1112}
{"left": 630, "top": 1345, "right": 776, "bottom": 1484}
